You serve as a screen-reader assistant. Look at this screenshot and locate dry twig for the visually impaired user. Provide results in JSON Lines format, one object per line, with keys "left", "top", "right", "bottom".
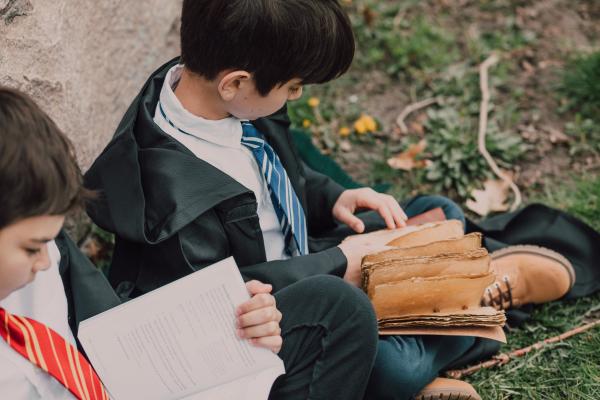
{"left": 445, "top": 319, "right": 600, "bottom": 379}
{"left": 395, "top": 97, "right": 441, "bottom": 134}
{"left": 477, "top": 53, "right": 522, "bottom": 212}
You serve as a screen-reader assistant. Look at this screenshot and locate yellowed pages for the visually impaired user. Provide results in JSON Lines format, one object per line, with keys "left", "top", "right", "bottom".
{"left": 363, "top": 233, "right": 482, "bottom": 267}
{"left": 363, "top": 249, "right": 490, "bottom": 293}
{"left": 370, "top": 273, "right": 495, "bottom": 318}
{"left": 386, "top": 220, "right": 464, "bottom": 248}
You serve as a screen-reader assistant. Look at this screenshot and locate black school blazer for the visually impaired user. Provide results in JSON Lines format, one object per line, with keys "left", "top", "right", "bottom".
{"left": 55, "top": 231, "right": 120, "bottom": 346}
{"left": 85, "top": 59, "right": 349, "bottom": 299}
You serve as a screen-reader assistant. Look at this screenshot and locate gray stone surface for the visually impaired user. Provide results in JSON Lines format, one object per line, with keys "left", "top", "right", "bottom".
{"left": 0, "top": 0, "right": 182, "bottom": 169}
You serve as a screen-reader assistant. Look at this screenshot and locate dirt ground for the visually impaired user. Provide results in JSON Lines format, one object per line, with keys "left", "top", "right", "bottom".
{"left": 331, "top": 0, "right": 599, "bottom": 196}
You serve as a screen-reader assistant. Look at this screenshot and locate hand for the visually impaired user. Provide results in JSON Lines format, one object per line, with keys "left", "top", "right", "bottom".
{"left": 333, "top": 188, "right": 407, "bottom": 233}
{"left": 236, "top": 280, "right": 283, "bottom": 353}
{"left": 338, "top": 234, "right": 394, "bottom": 287}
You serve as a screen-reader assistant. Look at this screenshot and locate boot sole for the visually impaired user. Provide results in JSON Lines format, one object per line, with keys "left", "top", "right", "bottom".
{"left": 490, "top": 245, "right": 576, "bottom": 291}
{"left": 414, "top": 391, "right": 481, "bottom": 400}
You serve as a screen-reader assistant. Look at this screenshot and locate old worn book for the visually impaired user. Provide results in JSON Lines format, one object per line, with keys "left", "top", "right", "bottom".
{"left": 360, "top": 223, "right": 506, "bottom": 342}
{"left": 362, "top": 248, "right": 490, "bottom": 294}
{"left": 370, "top": 273, "right": 495, "bottom": 317}
{"left": 378, "top": 307, "right": 506, "bottom": 328}
{"left": 363, "top": 233, "right": 483, "bottom": 267}
{"left": 386, "top": 220, "right": 464, "bottom": 248}
{"left": 405, "top": 207, "right": 446, "bottom": 226}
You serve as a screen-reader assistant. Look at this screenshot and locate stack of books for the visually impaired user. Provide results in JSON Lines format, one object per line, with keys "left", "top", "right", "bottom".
{"left": 361, "top": 220, "right": 506, "bottom": 341}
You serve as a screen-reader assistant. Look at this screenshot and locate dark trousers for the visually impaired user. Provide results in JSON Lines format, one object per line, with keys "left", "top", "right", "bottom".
{"left": 269, "top": 275, "right": 379, "bottom": 400}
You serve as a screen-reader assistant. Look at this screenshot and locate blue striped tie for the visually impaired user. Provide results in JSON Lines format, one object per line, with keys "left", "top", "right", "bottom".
{"left": 241, "top": 122, "right": 309, "bottom": 256}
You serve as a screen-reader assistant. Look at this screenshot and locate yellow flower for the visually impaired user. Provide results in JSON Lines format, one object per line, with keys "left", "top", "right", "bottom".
{"left": 354, "top": 118, "right": 368, "bottom": 135}
{"left": 363, "top": 115, "right": 377, "bottom": 132}
{"left": 308, "top": 97, "right": 320, "bottom": 108}
{"left": 353, "top": 114, "right": 377, "bottom": 134}
{"left": 339, "top": 126, "right": 351, "bottom": 137}
{"left": 302, "top": 119, "right": 312, "bottom": 128}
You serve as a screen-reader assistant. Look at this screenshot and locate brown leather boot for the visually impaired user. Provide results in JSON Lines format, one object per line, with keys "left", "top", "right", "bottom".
{"left": 414, "top": 378, "right": 481, "bottom": 400}
{"left": 482, "top": 245, "right": 575, "bottom": 310}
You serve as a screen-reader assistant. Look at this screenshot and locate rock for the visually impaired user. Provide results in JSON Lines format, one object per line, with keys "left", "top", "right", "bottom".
{"left": 0, "top": 0, "right": 182, "bottom": 170}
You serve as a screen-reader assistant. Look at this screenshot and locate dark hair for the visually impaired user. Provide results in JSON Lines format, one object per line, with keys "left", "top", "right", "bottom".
{"left": 0, "top": 87, "right": 88, "bottom": 229}
{"left": 180, "top": 0, "right": 355, "bottom": 96}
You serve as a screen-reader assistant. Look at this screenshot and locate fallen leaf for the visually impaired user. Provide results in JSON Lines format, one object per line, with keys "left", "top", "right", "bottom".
{"left": 465, "top": 179, "right": 510, "bottom": 217}
{"left": 387, "top": 140, "right": 430, "bottom": 171}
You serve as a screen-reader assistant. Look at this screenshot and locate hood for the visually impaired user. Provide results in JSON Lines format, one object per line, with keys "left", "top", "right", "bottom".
{"left": 85, "top": 58, "right": 292, "bottom": 244}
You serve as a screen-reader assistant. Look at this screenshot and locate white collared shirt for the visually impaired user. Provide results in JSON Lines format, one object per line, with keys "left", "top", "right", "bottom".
{"left": 0, "top": 240, "right": 77, "bottom": 399}
{"left": 153, "top": 64, "right": 289, "bottom": 262}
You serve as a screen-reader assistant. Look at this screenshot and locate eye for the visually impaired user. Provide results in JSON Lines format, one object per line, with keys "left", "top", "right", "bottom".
{"left": 25, "top": 248, "right": 41, "bottom": 256}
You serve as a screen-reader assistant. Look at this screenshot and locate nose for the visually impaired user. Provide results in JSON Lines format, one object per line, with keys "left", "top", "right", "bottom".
{"left": 32, "top": 244, "right": 52, "bottom": 272}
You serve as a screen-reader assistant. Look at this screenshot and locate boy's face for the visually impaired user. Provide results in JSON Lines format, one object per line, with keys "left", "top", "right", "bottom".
{"left": 0, "top": 215, "right": 65, "bottom": 301}
{"left": 228, "top": 78, "right": 304, "bottom": 120}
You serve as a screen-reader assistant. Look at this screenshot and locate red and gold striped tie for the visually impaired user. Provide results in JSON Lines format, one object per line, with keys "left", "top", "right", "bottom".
{"left": 0, "top": 307, "right": 109, "bottom": 400}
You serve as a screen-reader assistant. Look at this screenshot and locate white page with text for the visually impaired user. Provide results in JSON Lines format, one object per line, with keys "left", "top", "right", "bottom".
{"left": 78, "top": 257, "right": 285, "bottom": 400}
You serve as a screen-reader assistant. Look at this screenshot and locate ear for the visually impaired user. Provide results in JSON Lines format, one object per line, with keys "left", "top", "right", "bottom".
{"left": 218, "top": 70, "right": 251, "bottom": 102}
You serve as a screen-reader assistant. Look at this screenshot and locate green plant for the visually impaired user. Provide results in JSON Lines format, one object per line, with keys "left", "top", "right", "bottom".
{"left": 420, "top": 108, "right": 526, "bottom": 199}
{"left": 565, "top": 115, "right": 600, "bottom": 157}
{"left": 560, "top": 51, "right": 600, "bottom": 122}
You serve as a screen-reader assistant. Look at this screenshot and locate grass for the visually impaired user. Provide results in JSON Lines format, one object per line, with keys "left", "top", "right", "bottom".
{"left": 467, "top": 174, "right": 600, "bottom": 399}
{"left": 559, "top": 52, "right": 600, "bottom": 124}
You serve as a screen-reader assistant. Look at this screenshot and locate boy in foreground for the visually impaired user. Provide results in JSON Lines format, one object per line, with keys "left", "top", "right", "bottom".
{"left": 0, "top": 87, "right": 120, "bottom": 399}
{"left": 0, "top": 87, "right": 378, "bottom": 399}
{"left": 86, "top": 1, "right": 574, "bottom": 398}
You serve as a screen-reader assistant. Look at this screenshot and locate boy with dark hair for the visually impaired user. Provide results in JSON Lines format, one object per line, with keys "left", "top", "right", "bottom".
{"left": 0, "top": 87, "right": 120, "bottom": 399}
{"left": 0, "top": 87, "right": 378, "bottom": 400}
{"left": 85, "top": 1, "right": 573, "bottom": 399}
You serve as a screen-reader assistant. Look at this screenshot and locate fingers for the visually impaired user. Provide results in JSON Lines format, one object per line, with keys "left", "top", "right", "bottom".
{"left": 245, "top": 280, "right": 272, "bottom": 296}
{"left": 237, "top": 292, "right": 276, "bottom": 316}
{"left": 385, "top": 196, "right": 408, "bottom": 228}
{"left": 237, "top": 307, "right": 282, "bottom": 329}
{"left": 360, "top": 192, "right": 406, "bottom": 230}
{"left": 237, "top": 320, "right": 281, "bottom": 340}
{"left": 249, "top": 335, "right": 283, "bottom": 354}
{"left": 335, "top": 207, "right": 365, "bottom": 233}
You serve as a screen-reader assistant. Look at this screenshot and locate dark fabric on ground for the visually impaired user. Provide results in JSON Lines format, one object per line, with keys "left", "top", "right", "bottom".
{"left": 269, "top": 275, "right": 378, "bottom": 400}
{"left": 291, "top": 128, "right": 390, "bottom": 193}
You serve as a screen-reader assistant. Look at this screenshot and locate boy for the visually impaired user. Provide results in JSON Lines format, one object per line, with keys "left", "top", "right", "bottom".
{"left": 85, "top": 1, "right": 573, "bottom": 399}
{"left": 0, "top": 87, "right": 120, "bottom": 399}
{"left": 0, "top": 87, "right": 378, "bottom": 399}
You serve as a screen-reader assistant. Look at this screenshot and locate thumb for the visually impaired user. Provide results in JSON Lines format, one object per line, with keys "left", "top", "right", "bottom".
{"left": 245, "top": 280, "right": 273, "bottom": 295}
{"left": 335, "top": 207, "right": 365, "bottom": 233}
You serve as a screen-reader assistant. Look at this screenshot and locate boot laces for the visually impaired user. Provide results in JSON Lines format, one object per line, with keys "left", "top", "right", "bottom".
{"left": 482, "top": 275, "right": 513, "bottom": 310}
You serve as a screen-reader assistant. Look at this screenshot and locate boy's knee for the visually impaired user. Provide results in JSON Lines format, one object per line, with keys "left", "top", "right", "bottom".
{"left": 409, "top": 195, "right": 466, "bottom": 228}
{"left": 302, "top": 275, "right": 375, "bottom": 314}
{"left": 299, "top": 275, "right": 377, "bottom": 333}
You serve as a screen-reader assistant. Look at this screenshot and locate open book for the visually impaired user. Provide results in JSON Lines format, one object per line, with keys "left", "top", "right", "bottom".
{"left": 78, "top": 257, "right": 285, "bottom": 400}
{"left": 362, "top": 221, "right": 506, "bottom": 342}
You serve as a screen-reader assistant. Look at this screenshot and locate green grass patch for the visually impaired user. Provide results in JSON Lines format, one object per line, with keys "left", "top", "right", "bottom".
{"left": 469, "top": 292, "right": 600, "bottom": 399}
{"left": 559, "top": 52, "right": 600, "bottom": 123}
{"left": 533, "top": 174, "right": 600, "bottom": 231}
